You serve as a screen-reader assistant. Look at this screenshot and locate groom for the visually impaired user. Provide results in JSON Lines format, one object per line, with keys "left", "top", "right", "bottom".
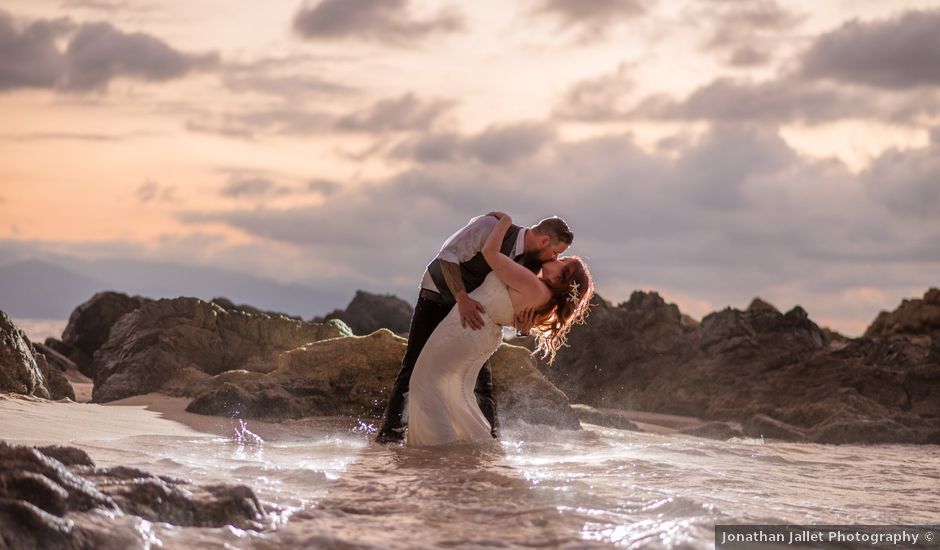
{"left": 374, "top": 213, "right": 574, "bottom": 444}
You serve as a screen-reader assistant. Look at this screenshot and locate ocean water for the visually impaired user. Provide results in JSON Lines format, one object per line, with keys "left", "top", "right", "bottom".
{"left": 20, "top": 416, "right": 940, "bottom": 549}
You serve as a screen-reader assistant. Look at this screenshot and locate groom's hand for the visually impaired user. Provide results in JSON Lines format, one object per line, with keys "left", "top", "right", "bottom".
{"left": 457, "top": 293, "right": 486, "bottom": 330}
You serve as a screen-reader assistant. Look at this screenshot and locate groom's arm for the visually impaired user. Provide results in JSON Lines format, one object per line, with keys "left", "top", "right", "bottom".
{"left": 441, "top": 260, "right": 486, "bottom": 331}
{"left": 435, "top": 215, "right": 498, "bottom": 331}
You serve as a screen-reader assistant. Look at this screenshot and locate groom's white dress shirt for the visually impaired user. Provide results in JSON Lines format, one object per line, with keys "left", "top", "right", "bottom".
{"left": 420, "top": 215, "right": 526, "bottom": 294}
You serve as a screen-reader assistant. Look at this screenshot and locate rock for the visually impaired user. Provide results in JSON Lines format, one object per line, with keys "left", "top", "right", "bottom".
{"left": 60, "top": 291, "right": 152, "bottom": 378}
{"left": 534, "top": 286, "right": 940, "bottom": 445}
{"left": 186, "top": 376, "right": 306, "bottom": 421}
{"left": 184, "top": 330, "right": 582, "bottom": 430}
{"left": 747, "top": 297, "right": 779, "bottom": 313}
{"left": 490, "top": 344, "right": 581, "bottom": 430}
{"left": 807, "top": 414, "right": 920, "bottom": 445}
{"left": 32, "top": 342, "right": 75, "bottom": 372}
{"left": 570, "top": 404, "right": 641, "bottom": 431}
{"left": 34, "top": 446, "right": 95, "bottom": 467}
{"left": 86, "top": 466, "right": 265, "bottom": 530}
{"left": 35, "top": 352, "right": 76, "bottom": 401}
{"left": 534, "top": 291, "right": 698, "bottom": 405}
{"left": 0, "top": 441, "right": 270, "bottom": 549}
{"left": 679, "top": 421, "right": 744, "bottom": 440}
{"left": 315, "top": 290, "right": 413, "bottom": 335}
{"left": 743, "top": 414, "right": 807, "bottom": 442}
{"left": 210, "top": 296, "right": 302, "bottom": 320}
{"left": 0, "top": 309, "right": 50, "bottom": 398}
{"left": 92, "top": 296, "right": 352, "bottom": 402}
{"left": 864, "top": 287, "right": 940, "bottom": 340}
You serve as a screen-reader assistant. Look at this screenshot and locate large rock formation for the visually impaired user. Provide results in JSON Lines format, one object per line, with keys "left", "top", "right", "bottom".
{"left": 0, "top": 309, "right": 74, "bottom": 400}
{"left": 526, "top": 289, "right": 940, "bottom": 445}
{"left": 46, "top": 291, "right": 152, "bottom": 379}
{"left": 1, "top": 310, "right": 50, "bottom": 398}
{"left": 314, "top": 290, "right": 413, "bottom": 335}
{"left": 92, "top": 296, "right": 352, "bottom": 402}
{"left": 210, "top": 296, "right": 302, "bottom": 321}
{"left": 0, "top": 441, "right": 270, "bottom": 549}
{"left": 865, "top": 287, "right": 940, "bottom": 340}
{"left": 182, "top": 330, "right": 581, "bottom": 430}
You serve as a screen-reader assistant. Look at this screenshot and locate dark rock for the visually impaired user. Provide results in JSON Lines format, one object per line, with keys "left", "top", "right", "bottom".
{"left": 534, "top": 291, "right": 698, "bottom": 405}
{"left": 570, "top": 404, "right": 641, "bottom": 431}
{"left": 34, "top": 446, "right": 94, "bottom": 467}
{"left": 865, "top": 287, "right": 940, "bottom": 340}
{"left": 0, "top": 441, "right": 116, "bottom": 514}
{"left": 807, "top": 414, "right": 919, "bottom": 445}
{"left": 184, "top": 330, "right": 582, "bottom": 430}
{"left": 35, "top": 352, "right": 76, "bottom": 401}
{"left": 679, "top": 421, "right": 744, "bottom": 440}
{"left": 86, "top": 466, "right": 265, "bottom": 529}
{"left": 33, "top": 342, "right": 76, "bottom": 372}
{"left": 743, "top": 414, "right": 807, "bottom": 442}
{"left": 186, "top": 377, "right": 306, "bottom": 421}
{"left": 210, "top": 296, "right": 302, "bottom": 321}
{"left": 0, "top": 499, "right": 79, "bottom": 550}
{"left": 490, "top": 344, "right": 581, "bottom": 430}
{"left": 534, "top": 286, "right": 940, "bottom": 445}
{"left": 0, "top": 441, "right": 271, "bottom": 549}
{"left": 60, "top": 291, "right": 152, "bottom": 378}
{"left": 747, "top": 297, "right": 779, "bottom": 313}
{"left": 92, "top": 296, "right": 352, "bottom": 402}
{"left": 0, "top": 309, "right": 50, "bottom": 398}
{"left": 314, "top": 290, "right": 413, "bottom": 335}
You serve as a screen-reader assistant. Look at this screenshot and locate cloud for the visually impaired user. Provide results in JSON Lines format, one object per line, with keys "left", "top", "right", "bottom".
{"left": 689, "top": 0, "right": 804, "bottom": 67}
{"left": 630, "top": 78, "right": 869, "bottom": 123}
{"left": 307, "top": 179, "right": 340, "bottom": 195}
{"left": 554, "top": 63, "right": 633, "bottom": 121}
{"left": 335, "top": 93, "right": 454, "bottom": 132}
{"left": 0, "top": 9, "right": 219, "bottom": 93}
{"left": 0, "top": 10, "right": 72, "bottom": 90}
{"left": 534, "top": 0, "right": 645, "bottom": 36}
{"left": 175, "top": 123, "right": 940, "bottom": 334}
{"left": 390, "top": 121, "right": 556, "bottom": 165}
{"left": 862, "top": 139, "right": 940, "bottom": 219}
{"left": 219, "top": 177, "right": 280, "bottom": 198}
{"left": 561, "top": 72, "right": 940, "bottom": 126}
{"left": 0, "top": 131, "right": 124, "bottom": 142}
{"left": 291, "top": 0, "right": 463, "bottom": 45}
{"left": 186, "top": 93, "right": 453, "bottom": 139}
{"left": 801, "top": 9, "right": 940, "bottom": 89}
{"left": 185, "top": 107, "right": 334, "bottom": 139}
{"left": 219, "top": 55, "right": 356, "bottom": 102}
{"left": 137, "top": 179, "right": 176, "bottom": 203}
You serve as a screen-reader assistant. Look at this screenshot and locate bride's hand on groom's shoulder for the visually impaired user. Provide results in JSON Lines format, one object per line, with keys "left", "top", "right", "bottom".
{"left": 487, "top": 211, "right": 510, "bottom": 221}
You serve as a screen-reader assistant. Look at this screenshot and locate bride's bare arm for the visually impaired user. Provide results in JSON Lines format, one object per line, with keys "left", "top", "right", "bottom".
{"left": 482, "top": 214, "right": 544, "bottom": 297}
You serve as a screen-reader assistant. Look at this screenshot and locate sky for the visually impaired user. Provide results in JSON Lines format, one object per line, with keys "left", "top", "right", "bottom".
{"left": 1, "top": 0, "right": 939, "bottom": 335}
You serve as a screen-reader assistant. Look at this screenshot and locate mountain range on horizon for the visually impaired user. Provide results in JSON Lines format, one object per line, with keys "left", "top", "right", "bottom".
{"left": 0, "top": 257, "right": 353, "bottom": 320}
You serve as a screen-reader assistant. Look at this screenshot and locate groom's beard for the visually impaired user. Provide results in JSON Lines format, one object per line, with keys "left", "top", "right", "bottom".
{"left": 521, "top": 254, "right": 544, "bottom": 274}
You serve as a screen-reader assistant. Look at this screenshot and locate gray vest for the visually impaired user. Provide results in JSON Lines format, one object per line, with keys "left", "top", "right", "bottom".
{"left": 427, "top": 224, "right": 538, "bottom": 307}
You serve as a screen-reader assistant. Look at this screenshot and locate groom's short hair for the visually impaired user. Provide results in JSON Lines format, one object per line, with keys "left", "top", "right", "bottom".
{"left": 532, "top": 217, "right": 573, "bottom": 245}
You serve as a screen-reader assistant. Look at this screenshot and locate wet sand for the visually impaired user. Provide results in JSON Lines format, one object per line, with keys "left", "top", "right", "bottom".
{"left": 0, "top": 392, "right": 210, "bottom": 442}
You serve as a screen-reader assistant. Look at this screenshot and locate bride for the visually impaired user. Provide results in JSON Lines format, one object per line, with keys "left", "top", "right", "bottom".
{"left": 407, "top": 211, "right": 594, "bottom": 446}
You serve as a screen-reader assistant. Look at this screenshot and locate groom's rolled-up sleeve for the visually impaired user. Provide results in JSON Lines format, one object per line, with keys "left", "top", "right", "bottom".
{"left": 436, "top": 215, "right": 499, "bottom": 263}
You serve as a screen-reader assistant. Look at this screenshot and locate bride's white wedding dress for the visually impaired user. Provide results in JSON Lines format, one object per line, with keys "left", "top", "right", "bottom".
{"left": 407, "top": 272, "right": 515, "bottom": 446}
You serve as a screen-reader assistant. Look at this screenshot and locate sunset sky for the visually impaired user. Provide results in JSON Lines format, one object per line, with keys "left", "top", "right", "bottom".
{"left": 1, "top": 0, "right": 939, "bottom": 335}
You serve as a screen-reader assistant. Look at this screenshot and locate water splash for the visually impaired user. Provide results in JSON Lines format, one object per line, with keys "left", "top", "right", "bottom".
{"left": 233, "top": 418, "right": 264, "bottom": 446}
{"left": 352, "top": 418, "right": 377, "bottom": 435}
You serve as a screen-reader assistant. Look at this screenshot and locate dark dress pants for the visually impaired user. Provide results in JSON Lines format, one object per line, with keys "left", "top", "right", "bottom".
{"left": 375, "top": 295, "right": 500, "bottom": 441}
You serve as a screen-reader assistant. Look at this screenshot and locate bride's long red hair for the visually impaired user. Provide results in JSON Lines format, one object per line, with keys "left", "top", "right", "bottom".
{"left": 530, "top": 256, "right": 594, "bottom": 364}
